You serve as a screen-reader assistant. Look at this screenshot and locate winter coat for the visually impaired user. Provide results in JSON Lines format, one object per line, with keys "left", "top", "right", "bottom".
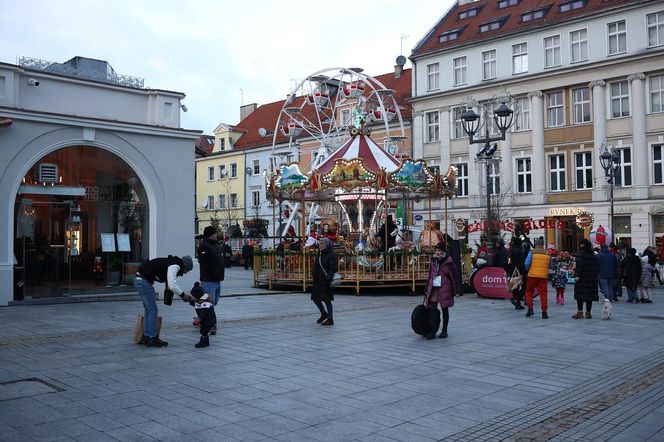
{"left": 197, "top": 238, "right": 225, "bottom": 282}
{"left": 620, "top": 255, "right": 642, "bottom": 291}
{"left": 640, "top": 262, "right": 655, "bottom": 287}
{"left": 425, "top": 255, "right": 458, "bottom": 308}
{"left": 552, "top": 270, "right": 567, "bottom": 289}
{"left": 573, "top": 250, "right": 599, "bottom": 302}
{"left": 504, "top": 245, "right": 528, "bottom": 299}
{"left": 609, "top": 251, "right": 623, "bottom": 286}
{"left": 493, "top": 245, "right": 508, "bottom": 267}
{"left": 597, "top": 250, "right": 619, "bottom": 280}
{"left": 311, "top": 245, "right": 337, "bottom": 302}
{"left": 527, "top": 247, "right": 550, "bottom": 279}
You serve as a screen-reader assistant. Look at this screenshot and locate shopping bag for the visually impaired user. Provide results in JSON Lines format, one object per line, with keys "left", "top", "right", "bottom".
{"left": 133, "top": 314, "right": 163, "bottom": 343}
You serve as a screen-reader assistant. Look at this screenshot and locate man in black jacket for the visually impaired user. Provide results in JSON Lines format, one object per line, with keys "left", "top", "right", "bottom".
{"left": 197, "top": 226, "right": 225, "bottom": 334}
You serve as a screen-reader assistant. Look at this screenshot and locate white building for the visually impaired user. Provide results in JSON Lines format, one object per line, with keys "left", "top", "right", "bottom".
{"left": 0, "top": 56, "right": 199, "bottom": 304}
{"left": 410, "top": 0, "right": 664, "bottom": 253}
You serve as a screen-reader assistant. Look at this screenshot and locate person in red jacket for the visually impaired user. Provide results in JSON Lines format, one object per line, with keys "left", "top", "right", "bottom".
{"left": 525, "top": 238, "right": 552, "bottom": 319}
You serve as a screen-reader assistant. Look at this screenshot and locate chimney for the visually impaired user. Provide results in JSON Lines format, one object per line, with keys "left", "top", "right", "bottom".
{"left": 394, "top": 64, "right": 403, "bottom": 79}
{"left": 240, "top": 103, "right": 257, "bottom": 121}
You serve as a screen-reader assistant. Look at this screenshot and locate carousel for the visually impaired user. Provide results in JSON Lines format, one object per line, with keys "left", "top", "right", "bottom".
{"left": 253, "top": 67, "right": 457, "bottom": 294}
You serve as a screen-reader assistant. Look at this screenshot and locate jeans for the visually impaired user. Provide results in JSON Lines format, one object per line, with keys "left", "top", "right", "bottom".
{"left": 136, "top": 278, "right": 158, "bottom": 338}
{"left": 201, "top": 281, "right": 221, "bottom": 306}
{"left": 598, "top": 278, "right": 612, "bottom": 300}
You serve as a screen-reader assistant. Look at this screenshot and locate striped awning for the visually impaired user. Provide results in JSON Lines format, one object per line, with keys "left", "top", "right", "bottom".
{"left": 316, "top": 134, "right": 400, "bottom": 175}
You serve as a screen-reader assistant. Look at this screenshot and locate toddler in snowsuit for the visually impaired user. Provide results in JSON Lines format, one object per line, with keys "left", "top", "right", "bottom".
{"left": 190, "top": 282, "right": 217, "bottom": 348}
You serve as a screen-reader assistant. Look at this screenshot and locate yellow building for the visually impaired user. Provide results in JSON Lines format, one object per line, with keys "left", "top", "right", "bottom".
{"left": 195, "top": 123, "right": 247, "bottom": 236}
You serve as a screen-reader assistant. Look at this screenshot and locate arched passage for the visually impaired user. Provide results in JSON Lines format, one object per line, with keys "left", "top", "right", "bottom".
{"left": 14, "top": 144, "right": 149, "bottom": 299}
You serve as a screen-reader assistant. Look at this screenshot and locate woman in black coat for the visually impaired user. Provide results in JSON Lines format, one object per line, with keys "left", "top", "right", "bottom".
{"left": 572, "top": 238, "right": 599, "bottom": 319}
{"left": 621, "top": 247, "right": 642, "bottom": 303}
{"left": 504, "top": 236, "right": 528, "bottom": 310}
{"left": 311, "top": 237, "right": 337, "bottom": 326}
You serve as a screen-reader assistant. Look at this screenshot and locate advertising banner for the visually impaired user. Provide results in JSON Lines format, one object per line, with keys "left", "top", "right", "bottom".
{"left": 471, "top": 266, "right": 511, "bottom": 299}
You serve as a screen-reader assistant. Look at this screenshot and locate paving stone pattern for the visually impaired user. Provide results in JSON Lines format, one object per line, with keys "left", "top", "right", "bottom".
{"left": 0, "top": 275, "right": 663, "bottom": 441}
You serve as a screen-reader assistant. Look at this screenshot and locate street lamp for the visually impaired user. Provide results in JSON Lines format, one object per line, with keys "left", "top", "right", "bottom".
{"left": 599, "top": 143, "right": 621, "bottom": 237}
{"left": 461, "top": 101, "right": 515, "bottom": 265}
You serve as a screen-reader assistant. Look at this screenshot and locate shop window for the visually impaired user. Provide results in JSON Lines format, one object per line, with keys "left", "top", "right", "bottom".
{"left": 614, "top": 215, "right": 631, "bottom": 245}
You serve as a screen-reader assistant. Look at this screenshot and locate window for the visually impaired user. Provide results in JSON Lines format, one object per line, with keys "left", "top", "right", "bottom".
{"left": 251, "top": 190, "right": 260, "bottom": 207}
{"left": 483, "top": 101, "right": 499, "bottom": 135}
{"left": 220, "top": 138, "right": 225, "bottom": 150}
{"left": 459, "top": 8, "right": 478, "bottom": 19}
{"left": 207, "top": 195, "right": 214, "bottom": 210}
{"left": 425, "top": 111, "right": 439, "bottom": 142}
{"left": 547, "top": 91, "right": 564, "bottom": 127}
{"left": 230, "top": 163, "right": 237, "bottom": 178}
{"left": 570, "top": 29, "right": 588, "bottom": 63}
{"left": 230, "top": 193, "right": 238, "bottom": 208}
{"left": 572, "top": 87, "right": 591, "bottom": 123}
{"left": 516, "top": 158, "right": 532, "bottom": 193}
{"left": 341, "top": 109, "right": 351, "bottom": 125}
{"left": 647, "top": 11, "right": 664, "bottom": 47}
{"left": 615, "top": 148, "right": 632, "bottom": 187}
{"left": 575, "top": 152, "right": 593, "bottom": 190}
{"left": 610, "top": 81, "right": 630, "bottom": 118}
{"left": 456, "top": 163, "right": 469, "bottom": 197}
{"left": 207, "top": 166, "right": 214, "bottom": 181}
{"left": 515, "top": 96, "right": 530, "bottom": 131}
{"left": 480, "top": 20, "right": 503, "bottom": 33}
{"left": 651, "top": 74, "right": 664, "bottom": 113}
{"left": 219, "top": 194, "right": 226, "bottom": 209}
{"left": 453, "top": 56, "right": 467, "bottom": 86}
{"left": 498, "top": 0, "right": 519, "bottom": 8}
{"left": 218, "top": 164, "right": 226, "bottom": 179}
{"left": 549, "top": 154, "right": 566, "bottom": 192}
{"left": 522, "top": 9, "right": 547, "bottom": 21}
{"left": 560, "top": 0, "right": 584, "bottom": 12}
{"left": 439, "top": 29, "right": 461, "bottom": 42}
{"left": 487, "top": 162, "right": 500, "bottom": 195}
{"left": 512, "top": 43, "right": 528, "bottom": 74}
{"left": 427, "top": 62, "right": 439, "bottom": 91}
{"left": 654, "top": 145, "right": 664, "bottom": 184}
{"left": 544, "top": 35, "right": 561, "bottom": 68}
{"left": 607, "top": 20, "right": 627, "bottom": 55}
{"left": 252, "top": 159, "right": 260, "bottom": 175}
{"left": 482, "top": 50, "right": 496, "bottom": 80}
{"left": 452, "top": 106, "right": 467, "bottom": 139}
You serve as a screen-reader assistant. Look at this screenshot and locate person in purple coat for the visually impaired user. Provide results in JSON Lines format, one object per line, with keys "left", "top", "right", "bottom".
{"left": 424, "top": 241, "right": 461, "bottom": 339}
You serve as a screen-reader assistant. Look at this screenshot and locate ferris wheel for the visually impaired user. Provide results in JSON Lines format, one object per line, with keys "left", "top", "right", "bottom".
{"left": 270, "top": 67, "right": 406, "bottom": 173}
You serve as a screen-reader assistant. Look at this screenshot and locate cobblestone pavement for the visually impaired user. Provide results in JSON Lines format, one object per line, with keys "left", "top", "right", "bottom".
{"left": 1, "top": 281, "right": 663, "bottom": 441}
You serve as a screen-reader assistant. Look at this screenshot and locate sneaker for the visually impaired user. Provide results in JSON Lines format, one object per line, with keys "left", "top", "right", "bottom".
{"left": 137, "top": 335, "right": 149, "bottom": 345}
{"left": 147, "top": 336, "right": 168, "bottom": 347}
{"left": 316, "top": 313, "right": 329, "bottom": 324}
{"left": 526, "top": 308, "right": 534, "bottom": 317}
{"left": 542, "top": 312, "right": 548, "bottom": 319}
{"left": 439, "top": 331, "right": 448, "bottom": 338}
{"left": 321, "top": 317, "right": 334, "bottom": 326}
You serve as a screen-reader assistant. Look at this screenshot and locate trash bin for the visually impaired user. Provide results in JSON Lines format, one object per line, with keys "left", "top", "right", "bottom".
{"left": 13, "top": 266, "right": 24, "bottom": 301}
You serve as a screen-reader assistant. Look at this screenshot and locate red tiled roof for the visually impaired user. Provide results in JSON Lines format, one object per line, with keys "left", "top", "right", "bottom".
{"left": 412, "top": 0, "right": 646, "bottom": 58}
{"left": 195, "top": 134, "right": 215, "bottom": 156}
{"left": 233, "top": 69, "right": 412, "bottom": 150}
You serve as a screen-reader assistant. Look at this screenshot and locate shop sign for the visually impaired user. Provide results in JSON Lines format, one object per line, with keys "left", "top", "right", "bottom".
{"left": 414, "top": 214, "right": 423, "bottom": 221}
{"left": 549, "top": 207, "right": 585, "bottom": 216}
{"left": 467, "top": 218, "right": 572, "bottom": 233}
{"left": 575, "top": 210, "right": 594, "bottom": 229}
{"left": 471, "top": 266, "right": 511, "bottom": 299}
{"left": 455, "top": 218, "right": 466, "bottom": 232}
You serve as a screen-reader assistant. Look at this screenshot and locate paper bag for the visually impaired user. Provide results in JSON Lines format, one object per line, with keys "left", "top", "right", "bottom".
{"left": 134, "top": 314, "right": 163, "bottom": 343}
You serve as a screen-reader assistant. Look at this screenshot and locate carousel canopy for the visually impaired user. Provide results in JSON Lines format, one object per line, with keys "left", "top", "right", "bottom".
{"left": 316, "top": 134, "right": 400, "bottom": 175}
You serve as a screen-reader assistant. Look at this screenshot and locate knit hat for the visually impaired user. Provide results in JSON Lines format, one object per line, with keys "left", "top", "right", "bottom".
{"left": 434, "top": 241, "right": 447, "bottom": 252}
{"left": 190, "top": 282, "right": 204, "bottom": 299}
{"left": 203, "top": 226, "right": 217, "bottom": 238}
{"left": 534, "top": 238, "right": 544, "bottom": 247}
{"left": 181, "top": 255, "right": 193, "bottom": 272}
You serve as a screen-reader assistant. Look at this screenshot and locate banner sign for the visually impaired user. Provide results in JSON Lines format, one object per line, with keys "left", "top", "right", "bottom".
{"left": 467, "top": 217, "right": 593, "bottom": 234}
{"left": 471, "top": 266, "right": 511, "bottom": 299}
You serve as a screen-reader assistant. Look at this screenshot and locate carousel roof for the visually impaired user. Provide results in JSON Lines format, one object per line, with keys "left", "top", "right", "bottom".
{"left": 316, "top": 133, "right": 400, "bottom": 175}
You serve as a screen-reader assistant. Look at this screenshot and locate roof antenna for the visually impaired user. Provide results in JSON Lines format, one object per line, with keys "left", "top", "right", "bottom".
{"left": 400, "top": 34, "right": 409, "bottom": 56}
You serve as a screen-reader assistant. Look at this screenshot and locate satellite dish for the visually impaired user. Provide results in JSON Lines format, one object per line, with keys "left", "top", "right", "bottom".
{"left": 200, "top": 200, "right": 208, "bottom": 209}
{"left": 258, "top": 127, "right": 267, "bottom": 137}
{"left": 396, "top": 55, "right": 407, "bottom": 67}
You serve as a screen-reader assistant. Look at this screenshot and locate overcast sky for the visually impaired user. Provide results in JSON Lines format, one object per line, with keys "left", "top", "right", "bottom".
{"left": 1, "top": 0, "right": 455, "bottom": 134}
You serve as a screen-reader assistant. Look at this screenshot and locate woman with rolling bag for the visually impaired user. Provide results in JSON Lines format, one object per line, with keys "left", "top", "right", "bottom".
{"left": 422, "top": 241, "right": 460, "bottom": 339}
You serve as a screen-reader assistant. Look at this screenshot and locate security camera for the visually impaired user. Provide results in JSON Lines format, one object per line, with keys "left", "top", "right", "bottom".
{"left": 27, "top": 78, "right": 40, "bottom": 86}
{"left": 180, "top": 104, "right": 188, "bottom": 112}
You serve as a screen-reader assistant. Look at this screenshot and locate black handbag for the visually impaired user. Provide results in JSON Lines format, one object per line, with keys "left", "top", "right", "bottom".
{"left": 412, "top": 292, "right": 438, "bottom": 336}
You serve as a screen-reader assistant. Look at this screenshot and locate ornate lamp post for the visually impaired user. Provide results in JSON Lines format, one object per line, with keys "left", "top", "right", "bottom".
{"left": 461, "top": 102, "right": 515, "bottom": 265}
{"left": 599, "top": 144, "right": 621, "bottom": 237}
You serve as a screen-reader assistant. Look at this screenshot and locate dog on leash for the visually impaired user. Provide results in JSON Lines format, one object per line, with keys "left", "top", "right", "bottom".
{"left": 601, "top": 298, "right": 613, "bottom": 320}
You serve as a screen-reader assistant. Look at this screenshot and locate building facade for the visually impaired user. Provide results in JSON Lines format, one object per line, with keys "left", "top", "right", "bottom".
{"left": 410, "top": 0, "right": 664, "bottom": 253}
{"left": 0, "top": 57, "right": 199, "bottom": 304}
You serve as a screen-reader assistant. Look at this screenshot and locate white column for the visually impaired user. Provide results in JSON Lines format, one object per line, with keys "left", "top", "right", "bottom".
{"left": 499, "top": 131, "right": 513, "bottom": 207}
{"left": 529, "top": 91, "right": 545, "bottom": 204}
{"left": 412, "top": 111, "right": 424, "bottom": 159}
{"left": 440, "top": 107, "right": 451, "bottom": 170}
{"left": 589, "top": 80, "right": 607, "bottom": 201}
{"left": 629, "top": 73, "right": 648, "bottom": 199}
